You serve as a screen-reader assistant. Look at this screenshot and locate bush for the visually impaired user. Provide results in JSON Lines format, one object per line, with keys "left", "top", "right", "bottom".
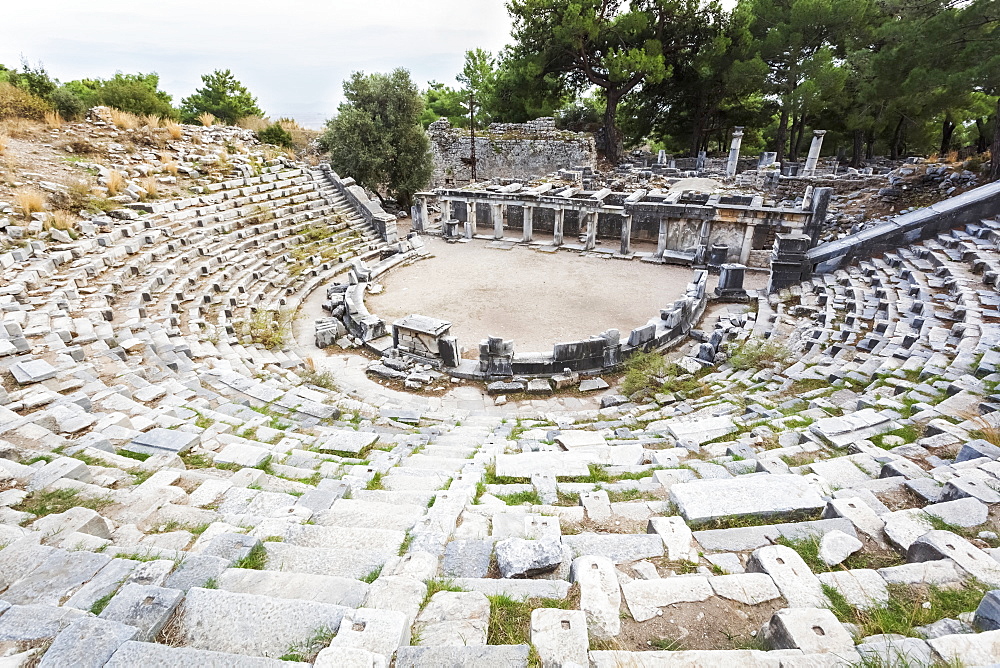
{"left": 727, "top": 337, "right": 790, "bottom": 370}
{"left": 257, "top": 122, "right": 294, "bottom": 148}
{"left": 49, "top": 87, "right": 88, "bottom": 120}
{"left": 95, "top": 73, "right": 177, "bottom": 119}
{"left": 0, "top": 82, "right": 51, "bottom": 120}
{"left": 622, "top": 350, "right": 670, "bottom": 395}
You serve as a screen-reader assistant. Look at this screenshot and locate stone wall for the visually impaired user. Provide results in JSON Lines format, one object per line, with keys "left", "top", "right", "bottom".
{"left": 427, "top": 118, "right": 596, "bottom": 187}
{"left": 805, "top": 180, "right": 1000, "bottom": 272}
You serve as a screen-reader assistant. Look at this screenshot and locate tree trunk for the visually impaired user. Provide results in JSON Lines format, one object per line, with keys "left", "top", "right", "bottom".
{"left": 790, "top": 113, "right": 807, "bottom": 162}
{"left": 603, "top": 90, "right": 623, "bottom": 165}
{"left": 940, "top": 114, "right": 956, "bottom": 156}
{"left": 851, "top": 129, "right": 863, "bottom": 168}
{"left": 890, "top": 115, "right": 904, "bottom": 161}
{"left": 975, "top": 118, "right": 988, "bottom": 154}
{"left": 690, "top": 112, "right": 704, "bottom": 158}
{"left": 775, "top": 104, "right": 790, "bottom": 164}
{"left": 865, "top": 128, "right": 875, "bottom": 160}
{"left": 991, "top": 97, "right": 1000, "bottom": 181}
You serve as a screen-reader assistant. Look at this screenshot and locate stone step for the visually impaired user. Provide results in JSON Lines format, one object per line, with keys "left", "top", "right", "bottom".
{"left": 216, "top": 568, "right": 368, "bottom": 607}
{"left": 314, "top": 499, "right": 427, "bottom": 532}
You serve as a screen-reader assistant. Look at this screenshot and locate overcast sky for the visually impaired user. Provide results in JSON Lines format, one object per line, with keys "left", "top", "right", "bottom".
{"left": 2, "top": 0, "right": 515, "bottom": 128}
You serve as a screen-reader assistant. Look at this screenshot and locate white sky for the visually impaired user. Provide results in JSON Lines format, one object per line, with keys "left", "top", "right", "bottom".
{"left": 2, "top": 0, "right": 515, "bottom": 128}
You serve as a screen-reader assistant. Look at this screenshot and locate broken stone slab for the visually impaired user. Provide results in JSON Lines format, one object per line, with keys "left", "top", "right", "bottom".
{"left": 31, "top": 507, "right": 113, "bottom": 544}
{"left": 579, "top": 378, "right": 609, "bottom": 392}
{"left": 878, "top": 560, "right": 963, "bottom": 586}
{"left": 554, "top": 430, "right": 607, "bottom": 450}
{"left": 747, "top": 544, "right": 826, "bottom": 608}
{"left": 927, "top": 629, "right": 1000, "bottom": 665}
{"left": 169, "top": 587, "right": 349, "bottom": 658}
{"left": 327, "top": 607, "right": 409, "bottom": 660}
{"left": 214, "top": 443, "right": 271, "bottom": 468}
{"left": 589, "top": 649, "right": 782, "bottom": 667}
{"left": 0, "top": 604, "right": 88, "bottom": 652}
{"left": 99, "top": 583, "right": 184, "bottom": 642}
{"left": 907, "top": 530, "right": 1000, "bottom": 587}
{"left": 561, "top": 533, "right": 664, "bottom": 563}
{"left": 571, "top": 555, "right": 621, "bottom": 639}
{"left": 693, "top": 518, "right": 858, "bottom": 553}
{"left": 395, "top": 645, "right": 530, "bottom": 668}
{"left": 974, "top": 590, "right": 1000, "bottom": 631}
{"left": 670, "top": 474, "right": 825, "bottom": 523}
{"left": 823, "top": 498, "right": 886, "bottom": 545}
{"left": 580, "top": 490, "right": 612, "bottom": 523}
{"left": 316, "top": 430, "right": 380, "bottom": 455}
{"left": 941, "top": 475, "right": 1000, "bottom": 504}
{"left": 809, "top": 408, "right": 892, "bottom": 448}
{"left": 9, "top": 359, "right": 58, "bottom": 384}
{"left": 647, "top": 516, "right": 697, "bottom": 562}
{"left": 622, "top": 576, "right": 713, "bottom": 622}
{"left": 412, "top": 591, "right": 490, "bottom": 647}
{"left": 487, "top": 381, "right": 524, "bottom": 395}
{"left": 882, "top": 508, "right": 932, "bottom": 552}
{"left": 925, "top": 497, "right": 989, "bottom": 527}
{"left": 817, "top": 569, "right": 889, "bottom": 610}
{"left": 764, "top": 608, "right": 855, "bottom": 654}
{"left": 495, "top": 452, "right": 590, "bottom": 478}
{"left": 164, "top": 555, "right": 231, "bottom": 591}
{"left": 818, "top": 529, "right": 863, "bottom": 566}
{"left": 709, "top": 573, "right": 781, "bottom": 605}
{"left": 104, "top": 641, "right": 310, "bottom": 667}
{"left": 531, "top": 608, "right": 589, "bottom": 668}
{"left": 495, "top": 537, "right": 562, "bottom": 578}
{"left": 1, "top": 548, "right": 110, "bottom": 606}
{"left": 263, "top": 542, "right": 388, "bottom": 580}
{"left": 62, "top": 558, "right": 138, "bottom": 612}
{"left": 37, "top": 617, "right": 138, "bottom": 668}
{"left": 316, "top": 499, "right": 427, "bottom": 533}
{"left": 313, "top": 647, "right": 387, "bottom": 668}
{"left": 857, "top": 636, "right": 934, "bottom": 667}
{"left": 656, "top": 416, "right": 736, "bottom": 445}
{"left": 124, "top": 427, "right": 199, "bottom": 456}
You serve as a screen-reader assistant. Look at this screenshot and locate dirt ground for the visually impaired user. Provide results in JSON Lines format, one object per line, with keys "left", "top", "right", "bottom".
{"left": 364, "top": 236, "right": 765, "bottom": 352}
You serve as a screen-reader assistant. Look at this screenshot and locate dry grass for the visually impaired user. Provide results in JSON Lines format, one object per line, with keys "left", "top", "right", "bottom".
{"left": 65, "top": 178, "right": 94, "bottom": 209}
{"left": 143, "top": 114, "right": 161, "bottom": 129}
{"left": 198, "top": 112, "right": 216, "bottom": 127}
{"left": 43, "top": 111, "right": 63, "bottom": 129}
{"left": 0, "top": 117, "right": 34, "bottom": 138}
{"left": 0, "top": 132, "right": 7, "bottom": 155}
{"left": 14, "top": 189, "right": 45, "bottom": 221}
{"left": 105, "top": 170, "right": 126, "bottom": 195}
{"left": 164, "top": 121, "right": 182, "bottom": 140}
{"left": 238, "top": 115, "right": 269, "bottom": 132}
{"left": 945, "top": 150, "right": 959, "bottom": 163}
{"left": 139, "top": 176, "right": 160, "bottom": 200}
{"left": 159, "top": 154, "right": 179, "bottom": 176}
{"left": 46, "top": 210, "right": 75, "bottom": 231}
{"left": 109, "top": 109, "right": 142, "bottom": 130}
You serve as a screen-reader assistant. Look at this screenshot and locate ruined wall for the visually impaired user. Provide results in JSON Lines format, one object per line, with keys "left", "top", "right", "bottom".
{"left": 427, "top": 118, "right": 596, "bottom": 187}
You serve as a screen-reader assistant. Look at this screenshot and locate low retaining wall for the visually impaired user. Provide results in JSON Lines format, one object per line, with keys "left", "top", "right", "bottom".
{"left": 806, "top": 180, "right": 1000, "bottom": 272}
{"left": 318, "top": 165, "right": 398, "bottom": 243}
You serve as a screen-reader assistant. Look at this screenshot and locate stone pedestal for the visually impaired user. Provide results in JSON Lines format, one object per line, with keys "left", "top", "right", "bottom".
{"left": 708, "top": 244, "right": 729, "bottom": 270}
{"left": 479, "top": 336, "right": 514, "bottom": 378}
{"left": 696, "top": 151, "right": 706, "bottom": 171}
{"left": 411, "top": 198, "right": 428, "bottom": 233}
{"left": 767, "top": 233, "right": 812, "bottom": 293}
{"left": 715, "top": 264, "right": 748, "bottom": 298}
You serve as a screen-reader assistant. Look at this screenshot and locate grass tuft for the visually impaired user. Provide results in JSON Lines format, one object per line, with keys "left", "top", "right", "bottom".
{"left": 232, "top": 543, "right": 268, "bottom": 570}
{"left": 14, "top": 489, "right": 113, "bottom": 520}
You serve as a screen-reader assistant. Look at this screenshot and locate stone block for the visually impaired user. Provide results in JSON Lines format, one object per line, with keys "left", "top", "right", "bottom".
{"left": 327, "top": 607, "right": 409, "bottom": 659}
{"left": 562, "top": 533, "right": 664, "bottom": 563}
{"left": 450, "top": 578, "right": 570, "bottom": 601}
{"left": 169, "top": 587, "right": 349, "bottom": 658}
{"left": 816, "top": 569, "right": 888, "bottom": 610}
{"left": 362, "top": 576, "right": 426, "bottom": 626}
{"left": 442, "top": 540, "right": 493, "bottom": 578}
{"left": 202, "top": 533, "right": 261, "bottom": 562}
{"left": 747, "top": 545, "right": 825, "bottom": 608}
{"left": 924, "top": 497, "right": 988, "bottom": 528}
{"left": 125, "top": 427, "right": 199, "bottom": 456}
{"left": 215, "top": 443, "right": 271, "bottom": 468}
{"left": 105, "top": 641, "right": 310, "bottom": 667}
{"left": 878, "top": 560, "right": 962, "bottom": 586}
{"left": 571, "top": 555, "right": 621, "bottom": 639}
{"left": 765, "top": 608, "right": 854, "bottom": 653}
{"left": 531, "top": 608, "right": 589, "bottom": 668}
{"left": 413, "top": 591, "right": 490, "bottom": 647}
{"left": 394, "top": 645, "right": 530, "bottom": 668}
{"left": 99, "top": 583, "right": 184, "bottom": 642}
{"left": 9, "top": 359, "right": 58, "bottom": 384}
{"left": 907, "top": 530, "right": 1000, "bottom": 587}
{"left": 927, "top": 629, "right": 1000, "bottom": 665}
{"left": 164, "top": 554, "right": 230, "bottom": 591}
{"left": 974, "top": 590, "right": 1000, "bottom": 631}
{"left": 219, "top": 568, "right": 369, "bottom": 608}
{"left": 818, "top": 529, "right": 863, "bottom": 566}
{"left": 709, "top": 573, "right": 781, "bottom": 605}
{"left": 857, "top": 636, "right": 933, "bottom": 667}
{"left": 495, "top": 537, "right": 562, "bottom": 578}
{"left": 0, "top": 604, "right": 87, "bottom": 649}
{"left": 621, "top": 576, "right": 713, "bottom": 622}
{"left": 38, "top": 617, "right": 138, "bottom": 668}
{"left": 647, "top": 516, "right": 696, "bottom": 562}
{"left": 670, "top": 474, "right": 825, "bottom": 523}
{"left": 1, "top": 548, "right": 110, "bottom": 606}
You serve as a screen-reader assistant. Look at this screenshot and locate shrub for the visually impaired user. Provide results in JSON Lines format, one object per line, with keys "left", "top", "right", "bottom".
{"left": 198, "top": 112, "right": 216, "bottom": 127}
{"left": 237, "top": 308, "right": 292, "bottom": 349}
{"left": 14, "top": 188, "right": 45, "bottom": 220}
{"left": 238, "top": 115, "right": 269, "bottom": 132}
{"left": 257, "top": 122, "right": 294, "bottom": 148}
{"left": 44, "top": 110, "right": 62, "bottom": 129}
{"left": 728, "top": 337, "right": 790, "bottom": 370}
{"left": 622, "top": 350, "right": 670, "bottom": 395}
{"left": 139, "top": 176, "right": 160, "bottom": 200}
{"left": 49, "top": 86, "right": 87, "bottom": 120}
{"left": 0, "top": 81, "right": 51, "bottom": 120}
{"left": 47, "top": 210, "right": 75, "bottom": 232}
{"left": 109, "top": 109, "right": 142, "bottom": 130}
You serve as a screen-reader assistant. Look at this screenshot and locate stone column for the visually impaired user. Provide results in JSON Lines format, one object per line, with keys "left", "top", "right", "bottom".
{"left": 656, "top": 217, "right": 667, "bottom": 258}
{"left": 491, "top": 203, "right": 504, "bottom": 240}
{"left": 726, "top": 126, "right": 745, "bottom": 178}
{"left": 522, "top": 205, "right": 533, "bottom": 243}
{"left": 620, "top": 213, "right": 632, "bottom": 256}
{"left": 465, "top": 201, "right": 476, "bottom": 239}
{"left": 804, "top": 130, "right": 827, "bottom": 176}
{"left": 553, "top": 208, "right": 565, "bottom": 246}
{"left": 584, "top": 212, "right": 597, "bottom": 250}
{"left": 739, "top": 224, "right": 756, "bottom": 265}
{"left": 411, "top": 196, "right": 428, "bottom": 233}
{"left": 441, "top": 198, "right": 451, "bottom": 223}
